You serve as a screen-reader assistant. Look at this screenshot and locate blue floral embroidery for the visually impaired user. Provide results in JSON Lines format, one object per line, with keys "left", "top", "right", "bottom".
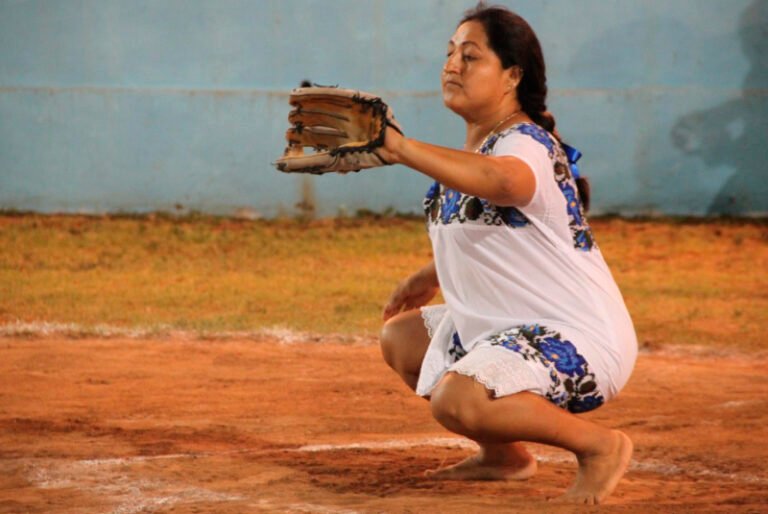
{"left": 561, "top": 182, "right": 583, "bottom": 226}
{"left": 483, "top": 324, "right": 605, "bottom": 413}
{"left": 575, "top": 230, "right": 593, "bottom": 250}
{"left": 569, "top": 396, "right": 604, "bottom": 414}
{"left": 424, "top": 181, "right": 440, "bottom": 222}
{"left": 441, "top": 188, "right": 462, "bottom": 224}
{"left": 495, "top": 337, "right": 522, "bottom": 352}
{"left": 425, "top": 181, "right": 439, "bottom": 200}
{"left": 524, "top": 324, "right": 545, "bottom": 337}
{"left": 554, "top": 160, "right": 595, "bottom": 251}
{"left": 478, "top": 133, "right": 501, "bottom": 155}
{"left": 423, "top": 183, "right": 529, "bottom": 228}
{"left": 499, "top": 206, "right": 529, "bottom": 228}
{"left": 422, "top": 129, "right": 533, "bottom": 228}
{"left": 538, "top": 337, "right": 586, "bottom": 377}
{"left": 487, "top": 123, "right": 596, "bottom": 251}
{"left": 515, "top": 123, "right": 555, "bottom": 155}
{"left": 449, "top": 331, "right": 467, "bottom": 362}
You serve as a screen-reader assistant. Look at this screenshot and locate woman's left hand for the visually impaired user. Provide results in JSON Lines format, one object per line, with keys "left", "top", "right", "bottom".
{"left": 382, "top": 261, "right": 439, "bottom": 321}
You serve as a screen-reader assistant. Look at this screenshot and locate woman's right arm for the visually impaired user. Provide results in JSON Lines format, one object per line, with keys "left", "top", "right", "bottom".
{"left": 382, "top": 260, "right": 440, "bottom": 321}
{"left": 376, "top": 126, "right": 536, "bottom": 208}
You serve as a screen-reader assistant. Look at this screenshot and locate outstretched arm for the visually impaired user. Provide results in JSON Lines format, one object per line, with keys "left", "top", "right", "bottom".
{"left": 378, "top": 127, "right": 536, "bottom": 207}
{"left": 382, "top": 260, "right": 440, "bottom": 322}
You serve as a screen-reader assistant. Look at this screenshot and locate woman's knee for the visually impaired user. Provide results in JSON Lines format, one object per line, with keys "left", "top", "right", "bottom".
{"left": 379, "top": 310, "right": 430, "bottom": 371}
{"left": 379, "top": 319, "right": 400, "bottom": 370}
{"left": 430, "top": 373, "right": 487, "bottom": 435}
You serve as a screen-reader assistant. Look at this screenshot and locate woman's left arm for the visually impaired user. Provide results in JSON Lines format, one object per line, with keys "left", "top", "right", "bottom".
{"left": 379, "top": 127, "right": 535, "bottom": 207}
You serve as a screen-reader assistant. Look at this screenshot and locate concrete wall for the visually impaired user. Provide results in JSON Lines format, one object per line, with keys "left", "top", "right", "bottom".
{"left": 1, "top": 0, "right": 766, "bottom": 217}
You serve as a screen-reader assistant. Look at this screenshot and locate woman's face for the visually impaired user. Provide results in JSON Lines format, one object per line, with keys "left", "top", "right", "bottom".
{"left": 442, "top": 21, "right": 518, "bottom": 120}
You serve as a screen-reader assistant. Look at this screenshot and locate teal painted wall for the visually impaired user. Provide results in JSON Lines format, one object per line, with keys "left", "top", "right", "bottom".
{"left": 1, "top": 0, "right": 766, "bottom": 217}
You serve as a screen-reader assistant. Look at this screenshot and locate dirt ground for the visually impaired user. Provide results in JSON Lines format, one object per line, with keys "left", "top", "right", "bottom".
{"left": 1, "top": 336, "right": 766, "bottom": 514}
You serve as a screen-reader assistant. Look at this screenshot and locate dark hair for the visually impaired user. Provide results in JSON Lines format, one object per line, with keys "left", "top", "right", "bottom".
{"left": 461, "top": 2, "right": 591, "bottom": 210}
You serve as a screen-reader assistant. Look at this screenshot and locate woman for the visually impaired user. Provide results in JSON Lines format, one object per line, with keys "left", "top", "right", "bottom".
{"left": 376, "top": 3, "right": 638, "bottom": 505}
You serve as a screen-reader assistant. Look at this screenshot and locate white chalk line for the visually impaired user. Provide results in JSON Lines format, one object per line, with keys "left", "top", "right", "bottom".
{"left": 17, "top": 438, "right": 766, "bottom": 514}
{"left": 293, "top": 437, "right": 477, "bottom": 453}
{"left": 4, "top": 321, "right": 766, "bottom": 360}
{"left": 27, "top": 456, "right": 245, "bottom": 514}
{"left": 19, "top": 434, "right": 766, "bottom": 514}
{"left": 0, "top": 321, "right": 375, "bottom": 345}
{"left": 250, "top": 499, "right": 361, "bottom": 514}
{"left": 24, "top": 453, "right": 361, "bottom": 514}
{"left": 717, "top": 399, "right": 764, "bottom": 409}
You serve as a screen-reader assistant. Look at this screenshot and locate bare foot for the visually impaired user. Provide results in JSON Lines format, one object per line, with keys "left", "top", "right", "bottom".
{"left": 556, "top": 430, "right": 633, "bottom": 505}
{"left": 424, "top": 442, "right": 537, "bottom": 481}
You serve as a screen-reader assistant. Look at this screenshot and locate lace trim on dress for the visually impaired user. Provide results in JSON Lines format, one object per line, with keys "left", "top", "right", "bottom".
{"left": 419, "top": 305, "right": 446, "bottom": 340}
{"left": 450, "top": 347, "right": 542, "bottom": 398}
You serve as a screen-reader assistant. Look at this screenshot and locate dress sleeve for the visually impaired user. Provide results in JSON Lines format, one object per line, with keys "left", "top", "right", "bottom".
{"left": 491, "top": 131, "right": 554, "bottom": 217}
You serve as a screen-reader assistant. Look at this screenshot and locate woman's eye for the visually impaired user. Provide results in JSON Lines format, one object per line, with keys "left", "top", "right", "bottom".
{"left": 462, "top": 54, "right": 477, "bottom": 62}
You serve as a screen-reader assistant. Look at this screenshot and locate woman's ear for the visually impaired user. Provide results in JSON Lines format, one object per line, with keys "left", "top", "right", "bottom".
{"left": 507, "top": 65, "right": 524, "bottom": 91}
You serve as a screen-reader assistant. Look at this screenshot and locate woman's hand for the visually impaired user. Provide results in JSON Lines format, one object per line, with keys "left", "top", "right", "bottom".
{"left": 382, "top": 262, "right": 440, "bottom": 321}
{"left": 376, "top": 125, "right": 406, "bottom": 166}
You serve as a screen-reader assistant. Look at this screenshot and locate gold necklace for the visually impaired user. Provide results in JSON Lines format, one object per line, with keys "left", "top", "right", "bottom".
{"left": 473, "top": 109, "right": 522, "bottom": 153}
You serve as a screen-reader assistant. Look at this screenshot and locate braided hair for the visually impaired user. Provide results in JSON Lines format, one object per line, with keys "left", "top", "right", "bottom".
{"left": 460, "top": 2, "right": 591, "bottom": 210}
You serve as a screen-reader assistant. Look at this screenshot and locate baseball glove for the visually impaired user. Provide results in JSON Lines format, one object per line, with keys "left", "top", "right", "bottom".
{"left": 274, "top": 86, "right": 403, "bottom": 175}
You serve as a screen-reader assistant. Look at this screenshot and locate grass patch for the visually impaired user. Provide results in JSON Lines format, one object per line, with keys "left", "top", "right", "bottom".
{"left": 1, "top": 214, "right": 766, "bottom": 350}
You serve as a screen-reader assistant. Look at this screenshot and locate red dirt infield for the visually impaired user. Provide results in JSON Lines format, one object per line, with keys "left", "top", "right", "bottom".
{"left": 1, "top": 336, "right": 766, "bottom": 513}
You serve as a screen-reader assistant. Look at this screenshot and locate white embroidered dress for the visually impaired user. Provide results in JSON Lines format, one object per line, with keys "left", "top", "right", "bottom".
{"left": 415, "top": 123, "right": 637, "bottom": 412}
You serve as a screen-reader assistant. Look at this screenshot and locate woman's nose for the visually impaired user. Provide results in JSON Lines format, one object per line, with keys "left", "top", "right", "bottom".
{"left": 443, "top": 54, "right": 461, "bottom": 75}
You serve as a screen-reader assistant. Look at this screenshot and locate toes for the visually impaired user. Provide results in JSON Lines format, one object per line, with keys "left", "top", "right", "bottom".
{"left": 551, "top": 491, "right": 597, "bottom": 505}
